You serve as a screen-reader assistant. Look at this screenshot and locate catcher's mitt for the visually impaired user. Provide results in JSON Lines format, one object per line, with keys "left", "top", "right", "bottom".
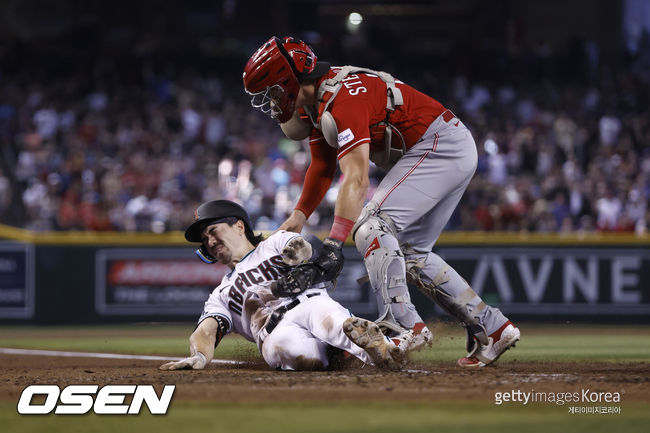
{"left": 271, "top": 263, "right": 320, "bottom": 297}
{"left": 313, "top": 237, "right": 344, "bottom": 283}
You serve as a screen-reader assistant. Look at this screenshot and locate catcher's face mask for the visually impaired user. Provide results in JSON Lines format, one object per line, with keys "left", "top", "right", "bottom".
{"left": 246, "top": 84, "right": 287, "bottom": 121}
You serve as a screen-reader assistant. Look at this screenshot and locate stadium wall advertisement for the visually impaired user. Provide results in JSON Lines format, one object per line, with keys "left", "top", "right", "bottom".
{"left": 0, "top": 230, "right": 648, "bottom": 323}
{"left": 94, "top": 248, "right": 377, "bottom": 318}
{"left": 0, "top": 243, "right": 34, "bottom": 319}
{"left": 94, "top": 247, "right": 649, "bottom": 319}
{"left": 436, "top": 247, "right": 649, "bottom": 315}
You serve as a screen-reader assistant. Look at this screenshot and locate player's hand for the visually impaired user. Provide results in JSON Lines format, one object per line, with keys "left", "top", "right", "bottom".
{"left": 271, "top": 263, "right": 319, "bottom": 297}
{"left": 159, "top": 352, "right": 207, "bottom": 370}
{"left": 278, "top": 210, "right": 307, "bottom": 233}
{"left": 281, "top": 236, "right": 313, "bottom": 266}
{"left": 313, "top": 237, "right": 344, "bottom": 283}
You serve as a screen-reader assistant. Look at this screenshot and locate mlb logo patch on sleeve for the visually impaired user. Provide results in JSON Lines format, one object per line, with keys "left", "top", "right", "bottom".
{"left": 337, "top": 128, "right": 355, "bottom": 147}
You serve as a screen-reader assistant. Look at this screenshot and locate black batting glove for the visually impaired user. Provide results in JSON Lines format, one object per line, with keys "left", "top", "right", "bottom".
{"left": 313, "top": 237, "right": 344, "bottom": 283}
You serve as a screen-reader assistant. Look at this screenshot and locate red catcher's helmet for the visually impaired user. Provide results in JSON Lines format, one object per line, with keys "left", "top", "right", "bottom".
{"left": 243, "top": 36, "right": 320, "bottom": 123}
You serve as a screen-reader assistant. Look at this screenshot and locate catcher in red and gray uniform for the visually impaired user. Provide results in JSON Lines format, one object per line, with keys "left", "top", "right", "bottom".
{"left": 242, "top": 36, "right": 520, "bottom": 367}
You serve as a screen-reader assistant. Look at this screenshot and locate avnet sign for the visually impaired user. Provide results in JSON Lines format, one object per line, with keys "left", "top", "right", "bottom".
{"left": 437, "top": 248, "right": 650, "bottom": 314}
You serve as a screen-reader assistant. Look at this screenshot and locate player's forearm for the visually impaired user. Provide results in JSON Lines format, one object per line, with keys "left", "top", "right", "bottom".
{"left": 295, "top": 143, "right": 337, "bottom": 217}
{"left": 278, "top": 209, "right": 307, "bottom": 233}
{"left": 189, "top": 318, "right": 219, "bottom": 362}
{"left": 160, "top": 317, "right": 222, "bottom": 370}
{"left": 335, "top": 174, "right": 368, "bottom": 221}
{"left": 335, "top": 144, "right": 370, "bottom": 222}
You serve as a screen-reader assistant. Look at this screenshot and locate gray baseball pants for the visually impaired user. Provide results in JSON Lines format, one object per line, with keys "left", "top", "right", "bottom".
{"left": 370, "top": 112, "right": 508, "bottom": 334}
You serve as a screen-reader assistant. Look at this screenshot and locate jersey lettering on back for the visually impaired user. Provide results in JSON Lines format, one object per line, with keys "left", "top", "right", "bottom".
{"left": 341, "top": 74, "right": 367, "bottom": 95}
{"left": 312, "top": 68, "right": 447, "bottom": 160}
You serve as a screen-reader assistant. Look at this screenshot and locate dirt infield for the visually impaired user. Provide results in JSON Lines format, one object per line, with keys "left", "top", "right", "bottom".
{"left": 1, "top": 354, "right": 648, "bottom": 404}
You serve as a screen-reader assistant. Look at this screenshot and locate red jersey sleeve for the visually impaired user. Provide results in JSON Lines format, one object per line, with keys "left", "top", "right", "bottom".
{"left": 294, "top": 130, "right": 338, "bottom": 218}
{"left": 329, "top": 98, "right": 372, "bottom": 160}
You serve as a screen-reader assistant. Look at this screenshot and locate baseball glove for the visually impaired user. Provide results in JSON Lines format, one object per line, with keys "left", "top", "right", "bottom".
{"left": 312, "top": 237, "right": 344, "bottom": 283}
{"left": 271, "top": 263, "right": 320, "bottom": 297}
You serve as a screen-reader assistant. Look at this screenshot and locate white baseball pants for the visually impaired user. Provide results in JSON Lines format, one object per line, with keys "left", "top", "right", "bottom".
{"left": 260, "top": 293, "right": 373, "bottom": 370}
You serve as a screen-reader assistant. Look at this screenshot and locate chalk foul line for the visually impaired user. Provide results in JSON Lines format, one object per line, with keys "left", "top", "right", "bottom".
{"left": 0, "top": 347, "right": 244, "bottom": 365}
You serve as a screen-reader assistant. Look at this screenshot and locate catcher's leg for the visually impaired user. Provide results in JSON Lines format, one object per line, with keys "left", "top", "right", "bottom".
{"left": 362, "top": 119, "right": 518, "bottom": 366}
{"left": 405, "top": 251, "right": 520, "bottom": 367}
{"left": 352, "top": 201, "right": 432, "bottom": 352}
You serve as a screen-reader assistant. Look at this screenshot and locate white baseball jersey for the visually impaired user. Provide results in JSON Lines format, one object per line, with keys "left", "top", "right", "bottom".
{"left": 198, "top": 230, "right": 374, "bottom": 370}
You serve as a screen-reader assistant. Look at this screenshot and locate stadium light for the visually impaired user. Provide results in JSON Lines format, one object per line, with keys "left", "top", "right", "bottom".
{"left": 348, "top": 12, "right": 363, "bottom": 26}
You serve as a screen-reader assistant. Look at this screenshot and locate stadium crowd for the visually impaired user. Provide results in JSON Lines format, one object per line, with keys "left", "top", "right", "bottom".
{"left": 0, "top": 33, "right": 648, "bottom": 236}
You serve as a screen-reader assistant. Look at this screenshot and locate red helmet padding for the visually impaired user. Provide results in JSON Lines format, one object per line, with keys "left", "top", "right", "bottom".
{"left": 279, "top": 36, "right": 317, "bottom": 79}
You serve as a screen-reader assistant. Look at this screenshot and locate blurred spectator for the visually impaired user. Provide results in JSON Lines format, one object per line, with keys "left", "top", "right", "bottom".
{"left": 0, "top": 169, "right": 12, "bottom": 219}
{"left": 595, "top": 184, "right": 622, "bottom": 230}
{"left": 0, "top": 28, "right": 648, "bottom": 237}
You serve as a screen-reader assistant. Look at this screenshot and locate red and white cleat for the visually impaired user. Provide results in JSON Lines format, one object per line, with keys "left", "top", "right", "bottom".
{"left": 457, "top": 320, "right": 520, "bottom": 367}
{"left": 389, "top": 322, "right": 433, "bottom": 353}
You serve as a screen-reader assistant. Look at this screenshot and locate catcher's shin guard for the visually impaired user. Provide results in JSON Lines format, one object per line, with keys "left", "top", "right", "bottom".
{"left": 404, "top": 252, "right": 493, "bottom": 348}
{"left": 353, "top": 202, "right": 421, "bottom": 330}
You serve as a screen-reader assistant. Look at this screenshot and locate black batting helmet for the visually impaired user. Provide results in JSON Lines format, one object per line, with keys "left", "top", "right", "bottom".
{"left": 184, "top": 200, "right": 254, "bottom": 243}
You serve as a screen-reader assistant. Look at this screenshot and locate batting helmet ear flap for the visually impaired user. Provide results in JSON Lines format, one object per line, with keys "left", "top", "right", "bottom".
{"left": 195, "top": 245, "right": 217, "bottom": 264}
